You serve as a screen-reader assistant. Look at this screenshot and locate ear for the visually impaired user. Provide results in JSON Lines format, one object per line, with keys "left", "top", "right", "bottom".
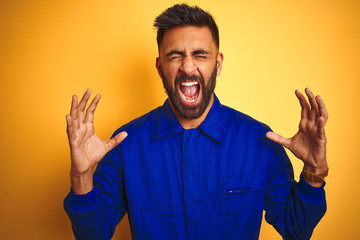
{"left": 155, "top": 57, "right": 161, "bottom": 75}
{"left": 216, "top": 52, "right": 224, "bottom": 76}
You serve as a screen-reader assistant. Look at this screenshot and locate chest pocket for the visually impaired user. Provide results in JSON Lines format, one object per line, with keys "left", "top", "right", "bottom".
{"left": 222, "top": 174, "right": 266, "bottom": 213}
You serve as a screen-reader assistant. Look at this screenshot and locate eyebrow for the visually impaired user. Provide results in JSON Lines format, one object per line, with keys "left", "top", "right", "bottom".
{"left": 165, "top": 49, "right": 210, "bottom": 57}
{"left": 192, "top": 49, "right": 210, "bottom": 55}
{"left": 165, "top": 50, "right": 184, "bottom": 57}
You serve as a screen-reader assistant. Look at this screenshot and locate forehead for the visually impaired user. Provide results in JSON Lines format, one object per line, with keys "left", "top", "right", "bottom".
{"left": 160, "top": 26, "right": 216, "bottom": 53}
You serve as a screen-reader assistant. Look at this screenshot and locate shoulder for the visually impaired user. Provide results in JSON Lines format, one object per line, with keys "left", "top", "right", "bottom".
{"left": 220, "top": 103, "right": 286, "bottom": 161}
{"left": 220, "top": 103, "right": 271, "bottom": 135}
{"left": 111, "top": 105, "right": 162, "bottom": 138}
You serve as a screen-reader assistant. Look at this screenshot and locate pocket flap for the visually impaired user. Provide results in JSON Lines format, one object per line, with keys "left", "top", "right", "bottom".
{"left": 223, "top": 174, "right": 265, "bottom": 197}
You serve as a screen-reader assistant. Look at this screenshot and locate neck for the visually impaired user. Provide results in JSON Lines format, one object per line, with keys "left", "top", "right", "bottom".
{"left": 169, "top": 94, "right": 214, "bottom": 129}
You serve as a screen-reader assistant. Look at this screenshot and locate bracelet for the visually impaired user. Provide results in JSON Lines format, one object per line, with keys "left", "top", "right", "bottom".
{"left": 302, "top": 167, "right": 329, "bottom": 183}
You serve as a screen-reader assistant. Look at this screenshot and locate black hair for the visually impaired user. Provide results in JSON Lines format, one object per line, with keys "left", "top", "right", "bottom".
{"left": 154, "top": 4, "right": 219, "bottom": 50}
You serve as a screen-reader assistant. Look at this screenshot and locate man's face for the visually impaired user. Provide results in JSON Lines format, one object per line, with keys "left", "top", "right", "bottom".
{"left": 156, "top": 26, "right": 223, "bottom": 119}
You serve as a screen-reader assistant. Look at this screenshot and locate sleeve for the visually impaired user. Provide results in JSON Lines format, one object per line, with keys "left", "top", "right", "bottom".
{"left": 263, "top": 132, "right": 326, "bottom": 240}
{"left": 63, "top": 132, "right": 127, "bottom": 240}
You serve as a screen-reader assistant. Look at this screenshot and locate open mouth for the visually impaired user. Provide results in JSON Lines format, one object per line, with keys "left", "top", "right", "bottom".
{"left": 178, "top": 80, "right": 200, "bottom": 105}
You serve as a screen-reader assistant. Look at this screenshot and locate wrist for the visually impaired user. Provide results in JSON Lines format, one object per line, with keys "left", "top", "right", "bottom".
{"left": 303, "top": 162, "right": 328, "bottom": 175}
{"left": 302, "top": 166, "right": 329, "bottom": 186}
{"left": 70, "top": 169, "right": 94, "bottom": 195}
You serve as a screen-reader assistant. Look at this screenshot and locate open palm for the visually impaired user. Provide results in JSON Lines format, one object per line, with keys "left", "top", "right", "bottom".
{"left": 266, "top": 88, "right": 328, "bottom": 174}
{"left": 66, "top": 89, "right": 127, "bottom": 193}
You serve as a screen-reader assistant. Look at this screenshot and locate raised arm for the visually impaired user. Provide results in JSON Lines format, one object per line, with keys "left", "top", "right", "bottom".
{"left": 66, "top": 89, "right": 127, "bottom": 194}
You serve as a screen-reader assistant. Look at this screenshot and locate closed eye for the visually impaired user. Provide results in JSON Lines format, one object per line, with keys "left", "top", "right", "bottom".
{"left": 166, "top": 50, "right": 184, "bottom": 61}
{"left": 192, "top": 50, "right": 210, "bottom": 60}
{"left": 194, "top": 54, "right": 208, "bottom": 59}
{"left": 169, "top": 55, "right": 183, "bottom": 61}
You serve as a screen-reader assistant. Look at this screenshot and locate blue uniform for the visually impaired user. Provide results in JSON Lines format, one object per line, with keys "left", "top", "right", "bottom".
{"left": 64, "top": 95, "right": 326, "bottom": 240}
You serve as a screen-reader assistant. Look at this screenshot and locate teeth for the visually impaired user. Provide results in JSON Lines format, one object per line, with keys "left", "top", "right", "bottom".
{"left": 180, "top": 91, "right": 197, "bottom": 103}
{"left": 181, "top": 81, "right": 198, "bottom": 87}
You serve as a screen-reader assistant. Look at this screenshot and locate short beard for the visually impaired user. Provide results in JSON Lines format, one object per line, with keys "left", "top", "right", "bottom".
{"left": 159, "top": 63, "right": 217, "bottom": 119}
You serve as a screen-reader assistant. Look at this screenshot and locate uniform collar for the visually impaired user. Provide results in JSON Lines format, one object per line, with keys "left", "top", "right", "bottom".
{"left": 155, "top": 94, "right": 225, "bottom": 143}
{"left": 198, "top": 95, "right": 225, "bottom": 143}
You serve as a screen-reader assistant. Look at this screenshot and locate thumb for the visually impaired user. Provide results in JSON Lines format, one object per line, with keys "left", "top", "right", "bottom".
{"left": 104, "top": 131, "right": 128, "bottom": 152}
{"left": 266, "top": 131, "right": 291, "bottom": 149}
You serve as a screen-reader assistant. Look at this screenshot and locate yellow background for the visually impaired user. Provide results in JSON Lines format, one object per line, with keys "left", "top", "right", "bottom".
{"left": 0, "top": 0, "right": 359, "bottom": 239}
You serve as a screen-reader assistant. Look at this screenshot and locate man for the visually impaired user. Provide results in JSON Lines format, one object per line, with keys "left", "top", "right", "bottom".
{"left": 64, "top": 4, "right": 328, "bottom": 240}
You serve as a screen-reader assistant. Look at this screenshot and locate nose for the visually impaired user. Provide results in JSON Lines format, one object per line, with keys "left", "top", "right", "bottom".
{"left": 179, "top": 57, "right": 197, "bottom": 76}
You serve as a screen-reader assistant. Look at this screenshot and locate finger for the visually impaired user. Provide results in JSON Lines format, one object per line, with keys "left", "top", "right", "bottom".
{"left": 317, "top": 116, "right": 327, "bottom": 141}
{"left": 78, "top": 89, "right": 91, "bottom": 111}
{"left": 85, "top": 93, "right": 101, "bottom": 123}
{"left": 77, "top": 89, "right": 92, "bottom": 122}
{"left": 66, "top": 115, "right": 76, "bottom": 143}
{"left": 70, "top": 95, "right": 78, "bottom": 119}
{"left": 66, "top": 114, "right": 72, "bottom": 129}
{"left": 69, "top": 95, "right": 80, "bottom": 129}
{"left": 305, "top": 88, "right": 319, "bottom": 121}
{"left": 104, "top": 131, "right": 128, "bottom": 153}
{"left": 295, "top": 89, "right": 310, "bottom": 120}
{"left": 316, "top": 95, "right": 328, "bottom": 124}
{"left": 266, "top": 131, "right": 291, "bottom": 149}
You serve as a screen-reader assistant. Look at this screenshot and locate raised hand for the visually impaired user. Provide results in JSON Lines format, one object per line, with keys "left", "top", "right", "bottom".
{"left": 266, "top": 88, "right": 328, "bottom": 186}
{"left": 66, "top": 89, "right": 127, "bottom": 194}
